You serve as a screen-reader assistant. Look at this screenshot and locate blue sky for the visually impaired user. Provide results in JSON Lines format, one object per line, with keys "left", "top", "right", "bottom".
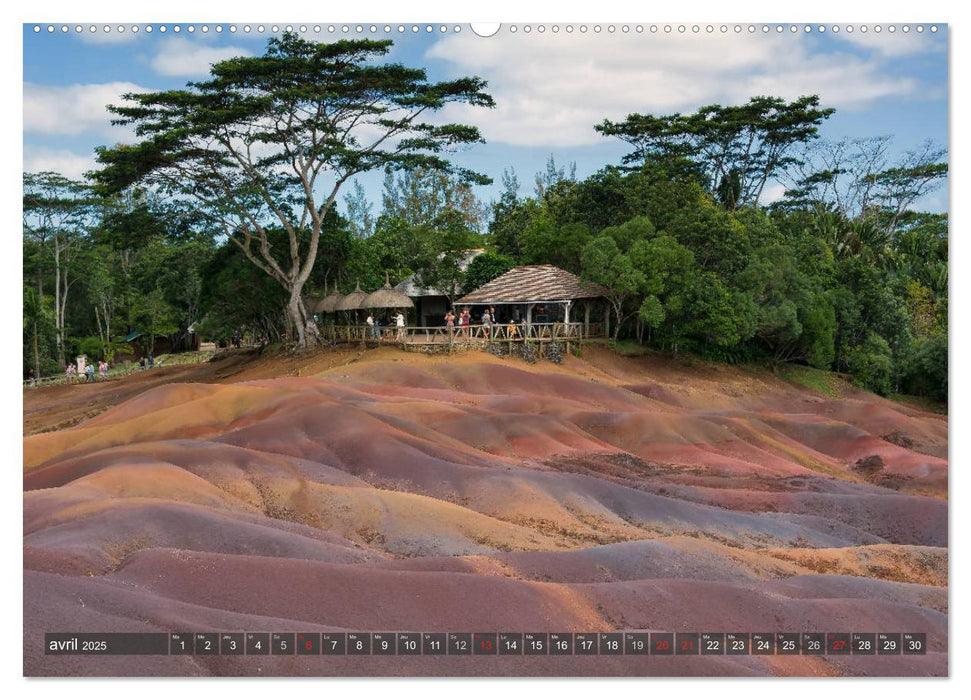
{"left": 23, "top": 22, "right": 949, "bottom": 216}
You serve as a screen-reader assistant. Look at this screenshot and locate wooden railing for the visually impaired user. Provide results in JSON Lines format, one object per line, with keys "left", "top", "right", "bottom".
{"left": 319, "top": 322, "right": 594, "bottom": 346}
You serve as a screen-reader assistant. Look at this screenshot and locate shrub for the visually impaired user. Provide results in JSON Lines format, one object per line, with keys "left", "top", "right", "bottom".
{"left": 846, "top": 332, "right": 894, "bottom": 396}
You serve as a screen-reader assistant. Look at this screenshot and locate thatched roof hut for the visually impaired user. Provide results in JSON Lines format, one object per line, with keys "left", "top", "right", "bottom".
{"left": 314, "top": 284, "right": 344, "bottom": 314}
{"left": 335, "top": 281, "right": 369, "bottom": 311}
{"left": 363, "top": 273, "right": 414, "bottom": 310}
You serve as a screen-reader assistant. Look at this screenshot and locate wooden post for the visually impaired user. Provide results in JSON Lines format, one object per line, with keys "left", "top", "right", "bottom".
{"left": 584, "top": 301, "right": 591, "bottom": 337}
{"left": 604, "top": 300, "right": 611, "bottom": 339}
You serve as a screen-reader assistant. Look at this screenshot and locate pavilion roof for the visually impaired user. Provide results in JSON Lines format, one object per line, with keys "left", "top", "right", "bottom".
{"left": 456, "top": 264, "right": 608, "bottom": 305}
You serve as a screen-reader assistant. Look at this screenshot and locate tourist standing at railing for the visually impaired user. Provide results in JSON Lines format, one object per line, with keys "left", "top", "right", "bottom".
{"left": 366, "top": 312, "right": 377, "bottom": 340}
{"left": 395, "top": 311, "right": 406, "bottom": 341}
{"left": 481, "top": 308, "right": 493, "bottom": 339}
{"left": 459, "top": 309, "right": 470, "bottom": 337}
{"left": 445, "top": 310, "right": 455, "bottom": 337}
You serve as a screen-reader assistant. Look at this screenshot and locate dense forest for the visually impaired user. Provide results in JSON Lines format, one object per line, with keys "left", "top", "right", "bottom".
{"left": 22, "top": 34, "right": 947, "bottom": 402}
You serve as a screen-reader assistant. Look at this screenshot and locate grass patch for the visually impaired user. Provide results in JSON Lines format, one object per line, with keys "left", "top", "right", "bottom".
{"left": 608, "top": 339, "right": 651, "bottom": 357}
{"left": 888, "top": 393, "right": 948, "bottom": 415}
{"left": 777, "top": 364, "right": 843, "bottom": 398}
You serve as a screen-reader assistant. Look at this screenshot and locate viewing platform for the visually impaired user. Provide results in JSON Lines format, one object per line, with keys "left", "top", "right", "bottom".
{"left": 319, "top": 321, "right": 604, "bottom": 348}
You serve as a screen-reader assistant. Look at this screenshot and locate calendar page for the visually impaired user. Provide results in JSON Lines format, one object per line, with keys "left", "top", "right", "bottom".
{"left": 22, "top": 20, "right": 948, "bottom": 679}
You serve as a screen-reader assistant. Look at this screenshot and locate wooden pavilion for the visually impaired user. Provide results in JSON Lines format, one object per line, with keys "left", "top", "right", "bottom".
{"left": 456, "top": 264, "right": 610, "bottom": 337}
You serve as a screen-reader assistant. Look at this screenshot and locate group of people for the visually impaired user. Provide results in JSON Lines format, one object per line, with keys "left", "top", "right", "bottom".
{"left": 57, "top": 354, "right": 161, "bottom": 385}
{"left": 365, "top": 311, "right": 407, "bottom": 342}
{"left": 358, "top": 306, "right": 541, "bottom": 344}
{"left": 444, "top": 307, "right": 526, "bottom": 339}
{"left": 63, "top": 360, "right": 109, "bottom": 383}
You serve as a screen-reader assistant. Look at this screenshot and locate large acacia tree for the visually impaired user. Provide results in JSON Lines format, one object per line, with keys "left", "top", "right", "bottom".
{"left": 596, "top": 95, "right": 834, "bottom": 209}
{"left": 93, "top": 32, "right": 494, "bottom": 348}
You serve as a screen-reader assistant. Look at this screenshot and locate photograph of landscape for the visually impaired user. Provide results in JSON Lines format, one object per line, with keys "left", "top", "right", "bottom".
{"left": 22, "top": 22, "right": 948, "bottom": 677}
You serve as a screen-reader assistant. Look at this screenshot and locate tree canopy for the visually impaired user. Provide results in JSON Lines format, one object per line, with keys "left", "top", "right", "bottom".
{"left": 596, "top": 95, "right": 835, "bottom": 208}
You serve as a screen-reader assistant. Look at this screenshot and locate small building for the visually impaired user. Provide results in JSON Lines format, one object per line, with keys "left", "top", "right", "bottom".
{"left": 456, "top": 264, "right": 609, "bottom": 336}
{"left": 395, "top": 249, "right": 484, "bottom": 327}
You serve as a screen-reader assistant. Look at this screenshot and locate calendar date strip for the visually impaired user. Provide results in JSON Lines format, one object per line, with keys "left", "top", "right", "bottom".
{"left": 45, "top": 632, "right": 928, "bottom": 656}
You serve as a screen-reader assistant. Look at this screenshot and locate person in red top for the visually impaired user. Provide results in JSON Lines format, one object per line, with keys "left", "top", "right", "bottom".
{"left": 445, "top": 310, "right": 455, "bottom": 339}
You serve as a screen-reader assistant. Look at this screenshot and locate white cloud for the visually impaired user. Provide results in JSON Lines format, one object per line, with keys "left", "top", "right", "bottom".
{"left": 23, "top": 81, "right": 148, "bottom": 139}
{"left": 150, "top": 37, "right": 252, "bottom": 77}
{"left": 426, "top": 31, "right": 930, "bottom": 148}
{"left": 761, "top": 181, "right": 789, "bottom": 205}
{"left": 833, "top": 28, "right": 944, "bottom": 57}
{"left": 23, "top": 146, "right": 98, "bottom": 180}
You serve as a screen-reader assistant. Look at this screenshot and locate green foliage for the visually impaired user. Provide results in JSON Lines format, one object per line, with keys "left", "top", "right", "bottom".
{"left": 638, "top": 296, "right": 665, "bottom": 329}
{"left": 198, "top": 240, "right": 288, "bottom": 343}
{"left": 77, "top": 336, "right": 107, "bottom": 360}
{"left": 23, "top": 286, "right": 59, "bottom": 377}
{"left": 382, "top": 167, "right": 487, "bottom": 232}
{"left": 521, "top": 219, "right": 592, "bottom": 273}
{"left": 597, "top": 95, "right": 835, "bottom": 208}
{"left": 800, "top": 296, "right": 837, "bottom": 369}
{"left": 413, "top": 210, "right": 482, "bottom": 302}
{"left": 580, "top": 236, "right": 645, "bottom": 338}
{"left": 679, "top": 272, "right": 747, "bottom": 348}
{"left": 901, "top": 331, "right": 947, "bottom": 401}
{"left": 463, "top": 252, "right": 515, "bottom": 295}
{"left": 846, "top": 332, "right": 894, "bottom": 396}
{"left": 602, "top": 216, "right": 655, "bottom": 252}
{"left": 131, "top": 287, "right": 180, "bottom": 354}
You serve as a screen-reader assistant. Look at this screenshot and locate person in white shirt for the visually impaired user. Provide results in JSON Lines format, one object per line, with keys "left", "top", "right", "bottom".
{"left": 395, "top": 311, "right": 405, "bottom": 341}
{"left": 366, "top": 313, "right": 376, "bottom": 340}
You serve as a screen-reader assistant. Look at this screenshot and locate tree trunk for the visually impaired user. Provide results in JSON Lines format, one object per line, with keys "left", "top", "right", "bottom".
{"left": 612, "top": 301, "right": 623, "bottom": 340}
{"left": 58, "top": 274, "right": 70, "bottom": 365}
{"left": 33, "top": 318, "right": 41, "bottom": 379}
{"left": 286, "top": 285, "right": 318, "bottom": 350}
{"left": 95, "top": 304, "right": 105, "bottom": 343}
{"left": 53, "top": 243, "right": 65, "bottom": 367}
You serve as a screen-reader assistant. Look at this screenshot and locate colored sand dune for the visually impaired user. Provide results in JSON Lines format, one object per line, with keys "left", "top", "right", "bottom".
{"left": 23, "top": 347, "right": 947, "bottom": 676}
